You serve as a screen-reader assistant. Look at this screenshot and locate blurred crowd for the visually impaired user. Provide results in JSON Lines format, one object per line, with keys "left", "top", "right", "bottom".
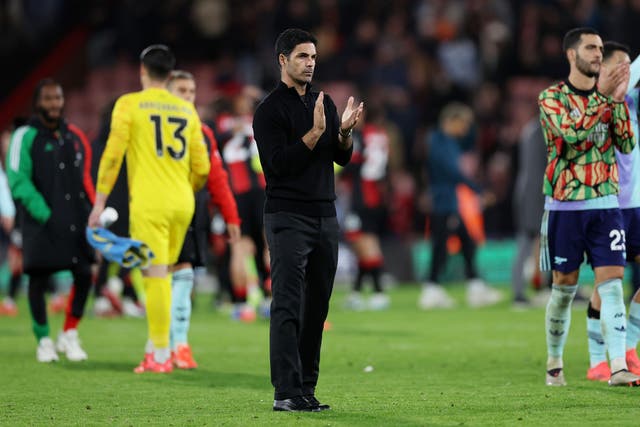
{"left": 3, "top": 0, "right": 640, "bottom": 240}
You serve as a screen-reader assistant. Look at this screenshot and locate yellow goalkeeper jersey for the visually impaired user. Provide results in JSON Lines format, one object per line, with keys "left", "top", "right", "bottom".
{"left": 97, "top": 87, "right": 210, "bottom": 211}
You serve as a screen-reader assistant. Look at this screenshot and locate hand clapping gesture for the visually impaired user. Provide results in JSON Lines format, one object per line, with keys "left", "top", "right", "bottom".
{"left": 599, "top": 62, "right": 630, "bottom": 102}
{"left": 340, "top": 96, "right": 364, "bottom": 135}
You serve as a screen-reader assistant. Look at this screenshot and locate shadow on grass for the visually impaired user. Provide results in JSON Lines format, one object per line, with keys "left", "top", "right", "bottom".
{"left": 60, "top": 361, "right": 270, "bottom": 390}
{"left": 334, "top": 326, "right": 414, "bottom": 338}
{"left": 169, "top": 368, "right": 270, "bottom": 390}
{"left": 58, "top": 360, "right": 137, "bottom": 373}
{"left": 271, "top": 408, "right": 420, "bottom": 427}
{"left": 0, "top": 327, "right": 29, "bottom": 337}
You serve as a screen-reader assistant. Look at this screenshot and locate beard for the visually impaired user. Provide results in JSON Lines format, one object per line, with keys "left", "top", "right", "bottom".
{"left": 575, "top": 54, "right": 599, "bottom": 78}
{"left": 290, "top": 72, "right": 312, "bottom": 86}
{"left": 36, "top": 106, "right": 62, "bottom": 126}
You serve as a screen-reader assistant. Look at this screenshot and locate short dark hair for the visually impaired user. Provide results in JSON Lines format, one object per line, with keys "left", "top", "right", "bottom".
{"left": 603, "top": 41, "right": 630, "bottom": 61}
{"left": 562, "top": 27, "right": 599, "bottom": 52}
{"left": 140, "top": 44, "right": 175, "bottom": 80}
{"left": 274, "top": 28, "right": 317, "bottom": 59}
{"left": 32, "top": 78, "right": 62, "bottom": 108}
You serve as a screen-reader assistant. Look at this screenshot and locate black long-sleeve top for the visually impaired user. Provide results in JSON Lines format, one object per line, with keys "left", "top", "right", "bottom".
{"left": 253, "top": 82, "right": 353, "bottom": 217}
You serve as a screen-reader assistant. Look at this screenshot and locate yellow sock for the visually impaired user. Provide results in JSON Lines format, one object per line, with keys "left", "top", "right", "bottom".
{"left": 143, "top": 276, "right": 172, "bottom": 349}
{"left": 130, "top": 268, "right": 146, "bottom": 304}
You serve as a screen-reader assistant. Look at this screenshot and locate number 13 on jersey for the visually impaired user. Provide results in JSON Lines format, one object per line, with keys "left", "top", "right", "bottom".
{"left": 150, "top": 114, "right": 187, "bottom": 160}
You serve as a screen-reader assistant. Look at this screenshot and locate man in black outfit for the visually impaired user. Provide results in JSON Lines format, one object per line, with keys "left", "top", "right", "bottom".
{"left": 253, "top": 28, "right": 364, "bottom": 412}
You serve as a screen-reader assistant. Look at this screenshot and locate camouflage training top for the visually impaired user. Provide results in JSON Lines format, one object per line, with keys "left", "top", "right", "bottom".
{"left": 539, "top": 81, "right": 635, "bottom": 202}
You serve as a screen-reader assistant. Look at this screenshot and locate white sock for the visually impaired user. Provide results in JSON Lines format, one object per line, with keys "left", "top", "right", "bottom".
{"left": 545, "top": 284, "right": 578, "bottom": 368}
{"left": 154, "top": 347, "right": 170, "bottom": 364}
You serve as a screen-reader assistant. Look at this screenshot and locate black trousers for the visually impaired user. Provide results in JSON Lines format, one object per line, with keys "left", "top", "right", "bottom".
{"left": 264, "top": 212, "right": 339, "bottom": 400}
{"left": 429, "top": 213, "right": 478, "bottom": 283}
{"left": 28, "top": 264, "right": 92, "bottom": 326}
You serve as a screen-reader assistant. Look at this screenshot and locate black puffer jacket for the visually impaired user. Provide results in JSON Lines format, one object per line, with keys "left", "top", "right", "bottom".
{"left": 6, "top": 116, "right": 95, "bottom": 272}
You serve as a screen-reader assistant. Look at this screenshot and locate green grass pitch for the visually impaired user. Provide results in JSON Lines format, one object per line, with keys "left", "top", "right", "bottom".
{"left": 2, "top": 284, "right": 640, "bottom": 426}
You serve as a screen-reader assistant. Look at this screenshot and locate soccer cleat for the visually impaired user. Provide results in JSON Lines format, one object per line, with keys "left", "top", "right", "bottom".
{"left": 273, "top": 396, "right": 318, "bottom": 412}
{"left": 134, "top": 353, "right": 173, "bottom": 374}
{"left": 608, "top": 369, "right": 640, "bottom": 387}
{"left": 122, "top": 298, "right": 145, "bottom": 318}
{"left": 546, "top": 368, "right": 567, "bottom": 386}
{"left": 344, "top": 292, "right": 366, "bottom": 311}
{"left": 232, "top": 304, "right": 256, "bottom": 323}
{"left": 173, "top": 344, "right": 198, "bottom": 369}
{"left": 367, "top": 293, "right": 391, "bottom": 311}
{"left": 418, "top": 284, "right": 456, "bottom": 309}
{"left": 0, "top": 298, "right": 18, "bottom": 316}
{"left": 133, "top": 353, "right": 154, "bottom": 373}
{"left": 626, "top": 349, "right": 640, "bottom": 376}
{"left": 56, "top": 329, "right": 88, "bottom": 361}
{"left": 37, "top": 337, "right": 59, "bottom": 363}
{"left": 466, "top": 279, "right": 502, "bottom": 308}
{"left": 586, "top": 361, "right": 611, "bottom": 382}
{"left": 101, "top": 288, "right": 123, "bottom": 314}
{"left": 93, "top": 296, "right": 118, "bottom": 317}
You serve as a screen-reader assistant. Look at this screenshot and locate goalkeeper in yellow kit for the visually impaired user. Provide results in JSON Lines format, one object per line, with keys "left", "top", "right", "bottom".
{"left": 88, "top": 44, "right": 210, "bottom": 373}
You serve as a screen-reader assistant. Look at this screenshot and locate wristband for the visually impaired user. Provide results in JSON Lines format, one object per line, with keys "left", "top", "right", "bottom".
{"left": 339, "top": 128, "right": 352, "bottom": 138}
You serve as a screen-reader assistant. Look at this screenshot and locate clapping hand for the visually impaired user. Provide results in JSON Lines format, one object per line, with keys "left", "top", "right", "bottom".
{"left": 599, "top": 62, "right": 630, "bottom": 101}
{"left": 612, "top": 63, "right": 630, "bottom": 102}
{"left": 340, "top": 96, "right": 364, "bottom": 134}
{"left": 313, "top": 91, "right": 326, "bottom": 135}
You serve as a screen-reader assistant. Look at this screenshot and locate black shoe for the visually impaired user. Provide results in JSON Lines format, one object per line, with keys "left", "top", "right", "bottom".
{"left": 273, "top": 396, "right": 317, "bottom": 412}
{"left": 304, "top": 395, "right": 331, "bottom": 411}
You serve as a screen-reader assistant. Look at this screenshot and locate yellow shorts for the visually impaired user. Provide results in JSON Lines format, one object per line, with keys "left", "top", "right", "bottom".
{"left": 130, "top": 208, "right": 194, "bottom": 266}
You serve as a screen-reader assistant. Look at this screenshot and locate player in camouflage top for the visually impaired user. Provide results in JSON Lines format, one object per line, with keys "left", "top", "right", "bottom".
{"left": 537, "top": 27, "right": 640, "bottom": 388}
{"left": 539, "top": 81, "right": 634, "bottom": 201}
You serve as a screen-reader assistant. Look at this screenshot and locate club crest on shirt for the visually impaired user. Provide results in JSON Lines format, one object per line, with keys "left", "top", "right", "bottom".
{"left": 569, "top": 108, "right": 581, "bottom": 120}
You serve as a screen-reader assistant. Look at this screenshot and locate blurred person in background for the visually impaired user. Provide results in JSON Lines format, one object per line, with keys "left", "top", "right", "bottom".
{"left": 6, "top": 79, "right": 96, "bottom": 362}
{"left": 538, "top": 28, "right": 638, "bottom": 387}
{"left": 511, "top": 117, "right": 548, "bottom": 307}
{"left": 167, "top": 70, "right": 241, "bottom": 368}
{"left": 584, "top": 41, "right": 640, "bottom": 383}
{"left": 342, "top": 105, "right": 392, "bottom": 311}
{"left": 0, "top": 125, "right": 19, "bottom": 316}
{"left": 419, "top": 102, "right": 502, "bottom": 310}
{"left": 216, "top": 89, "right": 271, "bottom": 319}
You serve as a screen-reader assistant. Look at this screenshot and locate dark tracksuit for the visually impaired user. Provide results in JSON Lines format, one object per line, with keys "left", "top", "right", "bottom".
{"left": 6, "top": 116, "right": 95, "bottom": 337}
{"left": 426, "top": 128, "right": 481, "bottom": 283}
{"left": 253, "top": 82, "right": 352, "bottom": 400}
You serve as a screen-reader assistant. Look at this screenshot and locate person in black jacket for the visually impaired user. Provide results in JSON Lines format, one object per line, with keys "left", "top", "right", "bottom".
{"left": 253, "top": 28, "right": 363, "bottom": 412}
{"left": 6, "top": 78, "right": 96, "bottom": 363}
